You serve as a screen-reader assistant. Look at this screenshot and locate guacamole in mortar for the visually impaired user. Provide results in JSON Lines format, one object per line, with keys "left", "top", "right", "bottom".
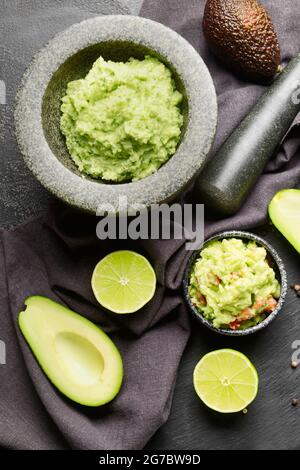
{"left": 60, "top": 56, "right": 183, "bottom": 182}
{"left": 189, "top": 238, "right": 281, "bottom": 330}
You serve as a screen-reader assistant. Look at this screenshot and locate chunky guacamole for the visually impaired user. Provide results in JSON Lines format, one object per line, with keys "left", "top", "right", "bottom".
{"left": 189, "top": 238, "right": 281, "bottom": 330}
{"left": 60, "top": 56, "right": 183, "bottom": 182}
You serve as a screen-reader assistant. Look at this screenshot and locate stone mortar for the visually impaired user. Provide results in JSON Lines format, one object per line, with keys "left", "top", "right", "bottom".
{"left": 15, "top": 15, "right": 217, "bottom": 214}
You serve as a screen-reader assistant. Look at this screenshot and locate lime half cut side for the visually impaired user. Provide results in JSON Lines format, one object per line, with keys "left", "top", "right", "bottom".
{"left": 92, "top": 250, "right": 156, "bottom": 314}
{"left": 193, "top": 349, "right": 259, "bottom": 413}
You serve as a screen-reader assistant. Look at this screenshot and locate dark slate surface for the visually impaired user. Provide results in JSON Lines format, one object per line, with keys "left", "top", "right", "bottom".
{"left": 2, "top": 0, "right": 300, "bottom": 451}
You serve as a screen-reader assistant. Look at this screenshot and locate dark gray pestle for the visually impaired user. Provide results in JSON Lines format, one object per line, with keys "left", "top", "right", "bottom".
{"left": 194, "top": 54, "right": 300, "bottom": 217}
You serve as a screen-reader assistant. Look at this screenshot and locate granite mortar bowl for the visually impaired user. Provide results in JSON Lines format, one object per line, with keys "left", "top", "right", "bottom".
{"left": 183, "top": 231, "right": 288, "bottom": 336}
{"left": 14, "top": 15, "right": 217, "bottom": 214}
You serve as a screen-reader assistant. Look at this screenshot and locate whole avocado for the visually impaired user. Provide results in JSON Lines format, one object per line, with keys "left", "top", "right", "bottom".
{"left": 203, "top": 0, "right": 281, "bottom": 80}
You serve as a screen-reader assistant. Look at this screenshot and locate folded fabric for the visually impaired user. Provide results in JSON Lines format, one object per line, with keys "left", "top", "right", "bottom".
{"left": 0, "top": 204, "right": 190, "bottom": 449}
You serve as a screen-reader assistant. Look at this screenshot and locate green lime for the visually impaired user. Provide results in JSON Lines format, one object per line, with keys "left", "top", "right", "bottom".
{"left": 193, "top": 349, "right": 259, "bottom": 413}
{"left": 91, "top": 250, "right": 156, "bottom": 314}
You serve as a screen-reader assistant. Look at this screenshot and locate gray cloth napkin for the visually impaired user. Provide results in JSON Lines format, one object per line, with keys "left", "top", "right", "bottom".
{"left": 1, "top": 0, "right": 300, "bottom": 451}
{"left": 0, "top": 206, "right": 190, "bottom": 450}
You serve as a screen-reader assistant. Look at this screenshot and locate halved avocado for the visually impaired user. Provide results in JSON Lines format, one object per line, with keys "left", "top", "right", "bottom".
{"left": 269, "top": 189, "right": 300, "bottom": 254}
{"left": 19, "top": 296, "right": 123, "bottom": 407}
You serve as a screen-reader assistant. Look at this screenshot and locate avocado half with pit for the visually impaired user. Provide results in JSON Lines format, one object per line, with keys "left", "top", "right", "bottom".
{"left": 19, "top": 296, "right": 123, "bottom": 407}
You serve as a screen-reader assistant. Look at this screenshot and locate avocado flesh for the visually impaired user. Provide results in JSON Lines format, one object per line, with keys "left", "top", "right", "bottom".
{"left": 269, "top": 189, "right": 300, "bottom": 254}
{"left": 19, "top": 296, "right": 123, "bottom": 407}
{"left": 203, "top": 0, "right": 281, "bottom": 80}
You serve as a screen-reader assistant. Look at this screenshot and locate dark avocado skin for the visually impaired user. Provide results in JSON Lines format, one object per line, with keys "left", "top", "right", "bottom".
{"left": 203, "top": 0, "right": 281, "bottom": 80}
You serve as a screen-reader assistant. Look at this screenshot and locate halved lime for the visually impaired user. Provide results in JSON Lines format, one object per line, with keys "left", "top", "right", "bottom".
{"left": 91, "top": 250, "right": 156, "bottom": 314}
{"left": 193, "top": 349, "right": 259, "bottom": 413}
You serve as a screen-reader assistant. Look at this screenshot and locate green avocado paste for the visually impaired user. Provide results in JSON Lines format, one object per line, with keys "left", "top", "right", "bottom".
{"left": 189, "top": 238, "right": 281, "bottom": 330}
{"left": 60, "top": 56, "right": 183, "bottom": 182}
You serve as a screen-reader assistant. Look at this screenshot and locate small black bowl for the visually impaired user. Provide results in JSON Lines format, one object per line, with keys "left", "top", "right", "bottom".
{"left": 183, "top": 230, "right": 288, "bottom": 336}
